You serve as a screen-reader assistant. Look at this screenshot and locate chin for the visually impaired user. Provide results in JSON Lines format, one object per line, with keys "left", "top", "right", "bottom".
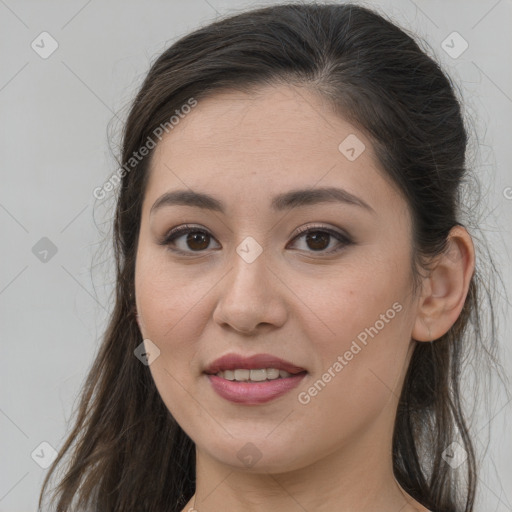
{"left": 196, "top": 433, "right": 315, "bottom": 474}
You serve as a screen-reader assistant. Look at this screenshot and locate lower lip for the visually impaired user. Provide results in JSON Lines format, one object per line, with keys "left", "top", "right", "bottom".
{"left": 207, "top": 373, "right": 307, "bottom": 404}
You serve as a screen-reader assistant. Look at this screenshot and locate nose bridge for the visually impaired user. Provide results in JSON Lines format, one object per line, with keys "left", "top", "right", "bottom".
{"left": 228, "top": 234, "right": 270, "bottom": 299}
{"left": 213, "top": 233, "right": 287, "bottom": 332}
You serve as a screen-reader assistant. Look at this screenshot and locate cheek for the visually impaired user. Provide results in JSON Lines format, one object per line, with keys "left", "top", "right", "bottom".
{"left": 295, "top": 307, "right": 413, "bottom": 450}
{"left": 135, "top": 255, "right": 209, "bottom": 429}
{"left": 134, "top": 251, "right": 209, "bottom": 406}
{"left": 301, "top": 249, "right": 411, "bottom": 354}
{"left": 135, "top": 247, "right": 207, "bottom": 340}
{"left": 296, "top": 255, "right": 414, "bottom": 413}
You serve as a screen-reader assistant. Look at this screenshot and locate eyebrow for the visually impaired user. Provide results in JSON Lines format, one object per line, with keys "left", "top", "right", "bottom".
{"left": 150, "top": 186, "right": 375, "bottom": 216}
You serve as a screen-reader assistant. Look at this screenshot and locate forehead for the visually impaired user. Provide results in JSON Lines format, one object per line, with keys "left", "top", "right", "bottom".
{"left": 152, "top": 85, "right": 368, "bottom": 161}
{"left": 144, "top": 84, "right": 403, "bottom": 218}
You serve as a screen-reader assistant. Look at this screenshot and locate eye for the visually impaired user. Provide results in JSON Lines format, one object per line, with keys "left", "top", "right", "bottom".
{"left": 159, "top": 223, "right": 352, "bottom": 255}
{"left": 160, "top": 224, "right": 220, "bottom": 255}
{"left": 288, "top": 224, "right": 353, "bottom": 254}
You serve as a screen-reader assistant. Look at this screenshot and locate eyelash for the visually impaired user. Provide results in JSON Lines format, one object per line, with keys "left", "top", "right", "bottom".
{"left": 159, "top": 223, "right": 353, "bottom": 256}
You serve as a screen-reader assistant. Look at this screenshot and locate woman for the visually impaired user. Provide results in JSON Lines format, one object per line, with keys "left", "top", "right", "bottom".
{"left": 39, "top": 3, "right": 504, "bottom": 511}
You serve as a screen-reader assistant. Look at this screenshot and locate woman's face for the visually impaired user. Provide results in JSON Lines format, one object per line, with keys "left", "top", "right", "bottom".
{"left": 135, "top": 84, "right": 421, "bottom": 473}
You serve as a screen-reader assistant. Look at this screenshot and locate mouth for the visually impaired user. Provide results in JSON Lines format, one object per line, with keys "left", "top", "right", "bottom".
{"left": 204, "top": 353, "right": 307, "bottom": 404}
{"left": 204, "top": 353, "right": 307, "bottom": 376}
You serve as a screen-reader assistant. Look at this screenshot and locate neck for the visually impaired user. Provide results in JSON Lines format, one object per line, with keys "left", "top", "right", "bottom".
{"left": 182, "top": 424, "right": 425, "bottom": 512}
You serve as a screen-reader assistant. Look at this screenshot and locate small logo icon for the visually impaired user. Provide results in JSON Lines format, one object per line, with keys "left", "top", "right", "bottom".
{"left": 134, "top": 339, "right": 161, "bottom": 366}
{"left": 31, "top": 441, "right": 58, "bottom": 469}
{"left": 338, "top": 134, "right": 366, "bottom": 161}
{"left": 236, "top": 236, "right": 263, "bottom": 263}
{"left": 441, "top": 32, "right": 468, "bottom": 59}
{"left": 32, "top": 237, "right": 58, "bottom": 263}
{"left": 31, "top": 31, "right": 59, "bottom": 59}
{"left": 442, "top": 441, "right": 467, "bottom": 468}
{"left": 237, "top": 442, "right": 262, "bottom": 468}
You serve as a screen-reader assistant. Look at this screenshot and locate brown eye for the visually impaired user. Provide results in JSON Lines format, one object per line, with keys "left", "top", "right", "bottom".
{"left": 185, "top": 231, "right": 211, "bottom": 251}
{"left": 303, "top": 231, "right": 330, "bottom": 251}
{"left": 288, "top": 226, "right": 352, "bottom": 254}
{"left": 160, "top": 224, "right": 221, "bottom": 254}
{"left": 160, "top": 224, "right": 352, "bottom": 256}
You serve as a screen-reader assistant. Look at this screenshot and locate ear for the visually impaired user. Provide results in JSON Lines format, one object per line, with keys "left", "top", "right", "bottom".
{"left": 412, "top": 226, "right": 475, "bottom": 342}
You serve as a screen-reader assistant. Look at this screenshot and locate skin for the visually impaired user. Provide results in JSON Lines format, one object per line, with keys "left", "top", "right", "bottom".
{"left": 134, "top": 84, "right": 475, "bottom": 512}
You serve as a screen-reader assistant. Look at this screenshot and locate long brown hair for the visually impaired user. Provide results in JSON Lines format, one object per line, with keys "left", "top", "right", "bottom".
{"left": 39, "top": 3, "right": 508, "bottom": 511}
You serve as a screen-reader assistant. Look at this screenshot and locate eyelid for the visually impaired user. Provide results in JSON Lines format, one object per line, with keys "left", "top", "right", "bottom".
{"left": 290, "top": 223, "right": 352, "bottom": 244}
{"left": 160, "top": 223, "right": 212, "bottom": 245}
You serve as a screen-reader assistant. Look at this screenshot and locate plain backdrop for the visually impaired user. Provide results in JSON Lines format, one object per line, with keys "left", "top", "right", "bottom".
{"left": 1, "top": 1, "right": 511, "bottom": 511}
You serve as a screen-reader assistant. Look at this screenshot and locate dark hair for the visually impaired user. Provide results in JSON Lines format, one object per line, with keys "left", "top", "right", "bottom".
{"left": 39, "top": 3, "right": 507, "bottom": 511}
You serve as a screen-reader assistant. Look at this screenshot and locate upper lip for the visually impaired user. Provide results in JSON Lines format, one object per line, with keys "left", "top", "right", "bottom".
{"left": 204, "top": 353, "right": 307, "bottom": 375}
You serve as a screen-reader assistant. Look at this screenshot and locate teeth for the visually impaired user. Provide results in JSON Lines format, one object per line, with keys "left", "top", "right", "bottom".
{"left": 234, "top": 369, "right": 250, "bottom": 381}
{"left": 266, "top": 368, "right": 280, "bottom": 379}
{"left": 214, "top": 368, "right": 293, "bottom": 381}
{"left": 223, "top": 370, "right": 235, "bottom": 381}
{"left": 250, "top": 369, "right": 267, "bottom": 382}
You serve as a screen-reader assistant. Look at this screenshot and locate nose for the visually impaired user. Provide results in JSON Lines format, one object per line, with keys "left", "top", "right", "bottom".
{"left": 212, "top": 242, "right": 288, "bottom": 335}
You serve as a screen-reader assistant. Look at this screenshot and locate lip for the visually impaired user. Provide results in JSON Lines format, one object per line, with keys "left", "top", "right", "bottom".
{"left": 204, "top": 353, "right": 307, "bottom": 405}
{"left": 204, "top": 353, "right": 306, "bottom": 375}
{"left": 207, "top": 373, "right": 306, "bottom": 404}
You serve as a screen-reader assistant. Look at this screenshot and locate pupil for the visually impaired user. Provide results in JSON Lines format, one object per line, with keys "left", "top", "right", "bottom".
{"left": 307, "top": 232, "right": 329, "bottom": 251}
{"left": 187, "top": 232, "right": 209, "bottom": 250}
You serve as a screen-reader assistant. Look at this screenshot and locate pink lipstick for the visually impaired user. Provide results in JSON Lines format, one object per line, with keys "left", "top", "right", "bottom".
{"left": 204, "top": 353, "right": 307, "bottom": 405}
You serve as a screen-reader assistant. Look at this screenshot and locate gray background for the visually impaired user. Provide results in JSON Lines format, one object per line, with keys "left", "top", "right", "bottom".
{"left": 1, "top": 0, "right": 511, "bottom": 510}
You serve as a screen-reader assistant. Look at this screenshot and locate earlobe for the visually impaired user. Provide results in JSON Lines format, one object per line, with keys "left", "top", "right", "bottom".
{"left": 412, "top": 226, "right": 475, "bottom": 342}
